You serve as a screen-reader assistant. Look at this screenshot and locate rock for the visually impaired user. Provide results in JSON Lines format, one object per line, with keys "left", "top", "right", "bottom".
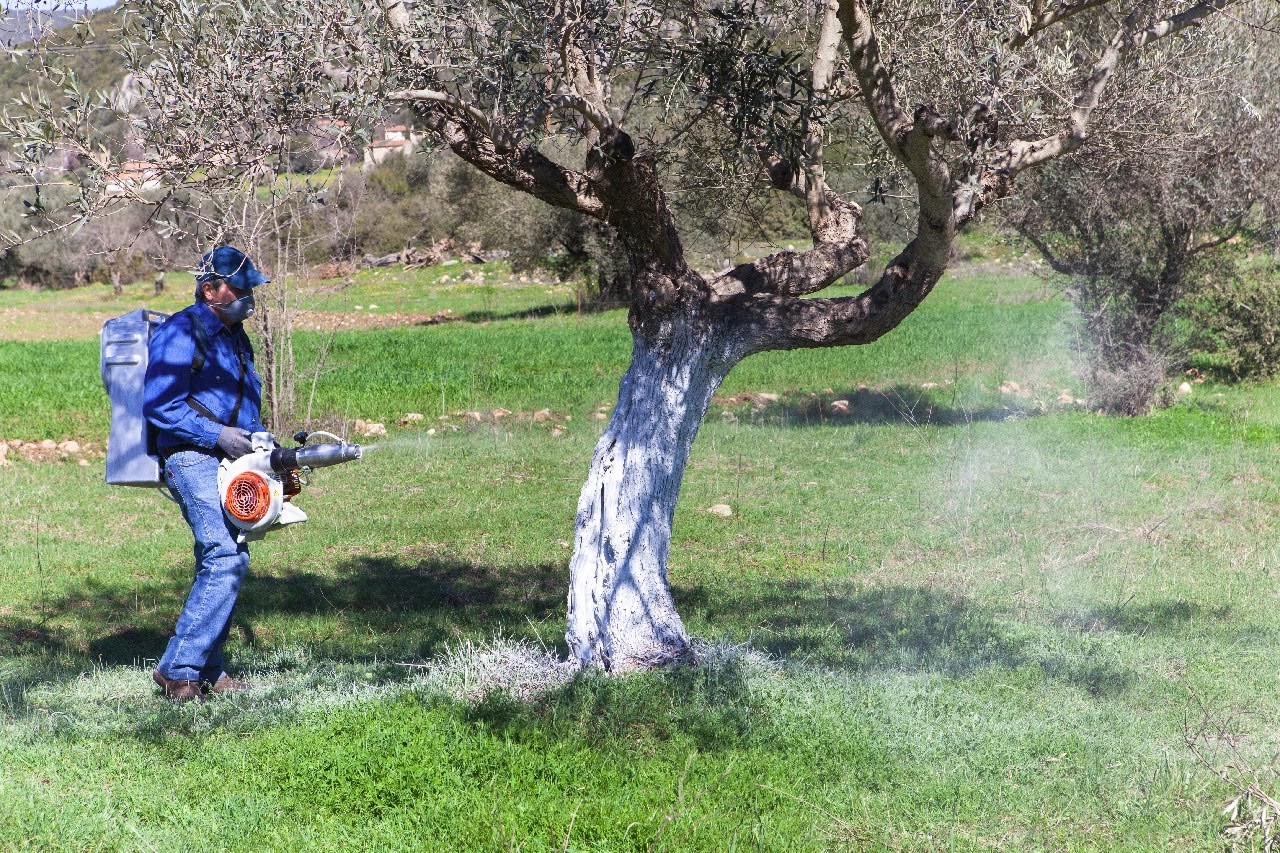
{"left": 398, "top": 412, "right": 425, "bottom": 426}
{"left": 592, "top": 412, "right": 608, "bottom": 421}
{"left": 706, "top": 504, "right": 733, "bottom": 517}
{"left": 491, "top": 408, "right": 512, "bottom": 420}
{"left": 999, "top": 380, "right": 1021, "bottom": 394}
{"left": 1178, "top": 382, "right": 1193, "bottom": 395}
{"left": 533, "top": 409, "right": 552, "bottom": 423}
{"left": 356, "top": 420, "right": 387, "bottom": 437}
{"left": 551, "top": 426, "right": 564, "bottom": 437}
{"left": 831, "top": 399, "right": 850, "bottom": 415}
{"left": 1057, "top": 390, "right": 1075, "bottom": 404}
{"left": 58, "top": 440, "right": 80, "bottom": 455}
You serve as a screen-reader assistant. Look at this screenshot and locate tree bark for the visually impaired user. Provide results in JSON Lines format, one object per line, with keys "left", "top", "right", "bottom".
{"left": 565, "top": 314, "right": 735, "bottom": 670}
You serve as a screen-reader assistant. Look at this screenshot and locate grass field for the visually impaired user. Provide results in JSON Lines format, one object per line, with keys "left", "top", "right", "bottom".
{"left": 3, "top": 258, "right": 1280, "bottom": 850}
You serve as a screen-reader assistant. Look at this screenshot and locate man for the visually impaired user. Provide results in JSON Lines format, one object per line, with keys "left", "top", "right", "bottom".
{"left": 143, "top": 245, "right": 270, "bottom": 703}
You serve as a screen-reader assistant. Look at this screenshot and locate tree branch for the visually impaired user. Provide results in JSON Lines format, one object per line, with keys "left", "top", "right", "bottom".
{"left": 557, "top": 21, "right": 634, "bottom": 162}
{"left": 1190, "top": 209, "right": 1248, "bottom": 255}
{"left": 422, "top": 111, "right": 606, "bottom": 218}
{"left": 803, "top": 0, "right": 843, "bottom": 230}
{"left": 836, "top": 0, "right": 911, "bottom": 155}
{"left": 722, "top": 236, "right": 952, "bottom": 353}
{"left": 709, "top": 1, "right": 868, "bottom": 300}
{"left": 387, "top": 88, "right": 497, "bottom": 138}
{"left": 722, "top": 0, "right": 957, "bottom": 351}
{"left": 955, "top": 0, "right": 1244, "bottom": 224}
{"left": 1007, "top": 0, "right": 1113, "bottom": 49}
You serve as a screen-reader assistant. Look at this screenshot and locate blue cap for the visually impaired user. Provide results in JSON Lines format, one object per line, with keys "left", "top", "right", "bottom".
{"left": 195, "top": 246, "right": 270, "bottom": 291}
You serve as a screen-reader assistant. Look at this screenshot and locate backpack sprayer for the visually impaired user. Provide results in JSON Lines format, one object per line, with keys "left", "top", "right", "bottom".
{"left": 101, "top": 309, "right": 364, "bottom": 542}
{"left": 219, "top": 430, "right": 363, "bottom": 542}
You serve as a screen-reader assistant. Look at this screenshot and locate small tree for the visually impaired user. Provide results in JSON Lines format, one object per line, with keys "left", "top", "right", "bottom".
{"left": 2, "top": 0, "right": 1255, "bottom": 670}
{"left": 1012, "top": 8, "right": 1280, "bottom": 413}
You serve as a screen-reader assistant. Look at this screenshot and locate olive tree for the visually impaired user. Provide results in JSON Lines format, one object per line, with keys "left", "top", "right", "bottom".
{"left": 2, "top": 0, "right": 1251, "bottom": 670}
{"left": 1010, "top": 3, "right": 1280, "bottom": 413}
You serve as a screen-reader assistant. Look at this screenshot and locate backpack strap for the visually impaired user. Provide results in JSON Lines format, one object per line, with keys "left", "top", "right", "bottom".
{"left": 189, "top": 311, "right": 210, "bottom": 376}
{"left": 184, "top": 310, "right": 223, "bottom": 425}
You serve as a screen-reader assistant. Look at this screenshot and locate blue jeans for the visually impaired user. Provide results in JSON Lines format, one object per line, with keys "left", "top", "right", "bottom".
{"left": 157, "top": 450, "right": 249, "bottom": 683}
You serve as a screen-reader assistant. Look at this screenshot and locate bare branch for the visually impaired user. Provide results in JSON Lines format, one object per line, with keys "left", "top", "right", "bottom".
{"left": 1007, "top": 0, "right": 1113, "bottom": 49}
{"left": 387, "top": 88, "right": 497, "bottom": 138}
{"left": 836, "top": 0, "right": 911, "bottom": 154}
{"left": 803, "top": 0, "right": 843, "bottom": 229}
{"left": 424, "top": 112, "right": 606, "bottom": 218}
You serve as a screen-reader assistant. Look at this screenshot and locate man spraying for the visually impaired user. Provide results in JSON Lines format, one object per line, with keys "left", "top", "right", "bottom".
{"left": 143, "top": 246, "right": 270, "bottom": 703}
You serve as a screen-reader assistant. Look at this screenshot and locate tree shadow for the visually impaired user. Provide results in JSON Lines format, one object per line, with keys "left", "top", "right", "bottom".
{"left": 1053, "top": 599, "right": 1235, "bottom": 636}
{"left": 680, "top": 579, "right": 1136, "bottom": 698}
{"left": 0, "top": 555, "right": 568, "bottom": 671}
{"left": 4, "top": 551, "right": 1222, "bottom": 708}
{"left": 457, "top": 301, "right": 581, "bottom": 323}
{"left": 720, "top": 384, "right": 1045, "bottom": 428}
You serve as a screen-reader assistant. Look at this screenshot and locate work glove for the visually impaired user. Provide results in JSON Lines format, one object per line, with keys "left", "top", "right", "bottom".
{"left": 216, "top": 426, "right": 253, "bottom": 460}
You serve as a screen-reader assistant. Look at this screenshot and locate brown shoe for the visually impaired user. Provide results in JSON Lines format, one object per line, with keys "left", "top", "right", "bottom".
{"left": 152, "top": 669, "right": 206, "bottom": 704}
{"left": 208, "top": 674, "right": 252, "bottom": 695}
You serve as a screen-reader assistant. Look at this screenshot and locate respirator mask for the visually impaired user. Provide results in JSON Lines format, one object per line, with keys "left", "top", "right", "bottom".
{"left": 213, "top": 291, "right": 255, "bottom": 323}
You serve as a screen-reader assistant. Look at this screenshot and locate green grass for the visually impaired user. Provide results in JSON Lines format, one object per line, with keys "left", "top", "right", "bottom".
{"left": 3, "top": 261, "right": 1279, "bottom": 849}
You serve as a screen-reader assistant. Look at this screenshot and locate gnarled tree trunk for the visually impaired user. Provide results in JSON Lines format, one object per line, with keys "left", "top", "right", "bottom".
{"left": 565, "top": 311, "right": 738, "bottom": 670}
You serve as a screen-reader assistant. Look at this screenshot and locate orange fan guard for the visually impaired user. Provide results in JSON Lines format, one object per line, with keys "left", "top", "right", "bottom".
{"left": 225, "top": 471, "right": 273, "bottom": 523}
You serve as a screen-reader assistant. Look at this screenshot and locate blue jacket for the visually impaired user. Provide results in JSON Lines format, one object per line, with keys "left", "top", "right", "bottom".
{"left": 143, "top": 302, "right": 266, "bottom": 454}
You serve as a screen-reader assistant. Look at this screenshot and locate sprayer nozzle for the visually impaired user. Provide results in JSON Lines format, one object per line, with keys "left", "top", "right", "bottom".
{"left": 270, "top": 442, "right": 363, "bottom": 473}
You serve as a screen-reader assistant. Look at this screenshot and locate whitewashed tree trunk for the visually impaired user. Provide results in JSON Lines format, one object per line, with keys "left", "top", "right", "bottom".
{"left": 566, "top": 321, "right": 734, "bottom": 670}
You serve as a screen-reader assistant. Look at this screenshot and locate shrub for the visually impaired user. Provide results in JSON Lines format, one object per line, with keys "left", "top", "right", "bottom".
{"left": 1188, "top": 261, "right": 1280, "bottom": 378}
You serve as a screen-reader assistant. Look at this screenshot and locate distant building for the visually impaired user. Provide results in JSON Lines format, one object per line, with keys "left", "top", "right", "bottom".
{"left": 363, "top": 124, "right": 424, "bottom": 169}
{"left": 103, "top": 159, "right": 163, "bottom": 196}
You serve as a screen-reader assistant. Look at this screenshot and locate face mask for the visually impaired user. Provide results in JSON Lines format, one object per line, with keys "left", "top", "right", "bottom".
{"left": 214, "top": 292, "right": 255, "bottom": 324}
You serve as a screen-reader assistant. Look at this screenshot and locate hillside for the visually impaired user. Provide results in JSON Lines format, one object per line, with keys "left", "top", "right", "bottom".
{"left": 0, "top": 5, "right": 124, "bottom": 109}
